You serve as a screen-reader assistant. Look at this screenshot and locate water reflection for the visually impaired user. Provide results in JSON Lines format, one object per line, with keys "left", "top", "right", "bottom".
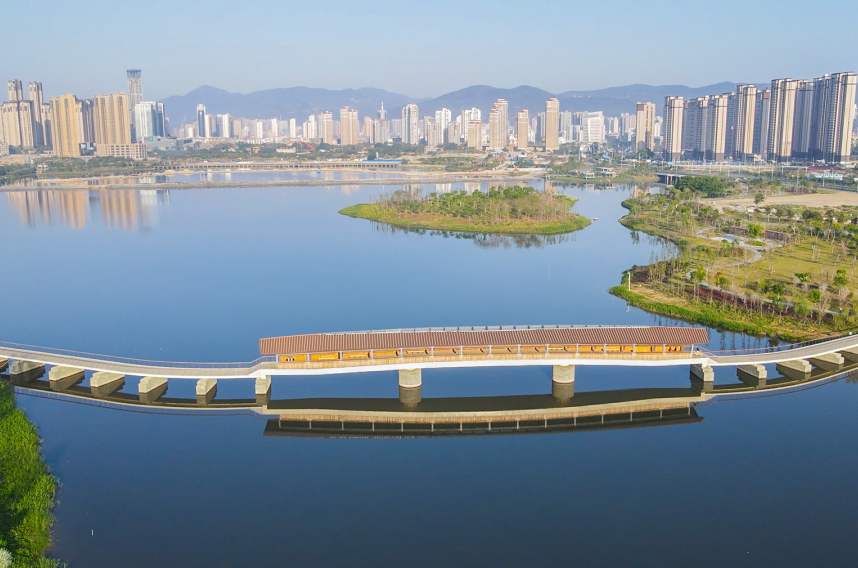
{"left": 370, "top": 222, "right": 575, "bottom": 248}
{"left": 5, "top": 189, "right": 169, "bottom": 230}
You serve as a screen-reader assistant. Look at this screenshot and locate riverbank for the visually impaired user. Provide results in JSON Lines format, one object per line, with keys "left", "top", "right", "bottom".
{"left": 340, "top": 188, "right": 590, "bottom": 235}
{"left": 614, "top": 192, "right": 858, "bottom": 340}
{"left": 0, "top": 382, "right": 59, "bottom": 567}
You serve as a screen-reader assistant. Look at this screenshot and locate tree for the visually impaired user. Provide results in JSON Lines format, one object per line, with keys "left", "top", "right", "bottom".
{"left": 834, "top": 269, "right": 849, "bottom": 289}
{"left": 748, "top": 223, "right": 763, "bottom": 238}
{"left": 808, "top": 289, "right": 821, "bottom": 303}
{"left": 674, "top": 175, "right": 729, "bottom": 197}
{"left": 754, "top": 192, "right": 765, "bottom": 205}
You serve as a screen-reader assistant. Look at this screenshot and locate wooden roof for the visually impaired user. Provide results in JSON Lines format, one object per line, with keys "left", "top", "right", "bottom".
{"left": 260, "top": 326, "right": 708, "bottom": 355}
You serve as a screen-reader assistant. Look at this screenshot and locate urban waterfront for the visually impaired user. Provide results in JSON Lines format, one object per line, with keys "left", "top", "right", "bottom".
{"left": 2, "top": 180, "right": 857, "bottom": 566}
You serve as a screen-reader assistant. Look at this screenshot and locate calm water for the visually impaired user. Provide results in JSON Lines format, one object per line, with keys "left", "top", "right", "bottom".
{"left": 2, "top": 180, "right": 857, "bottom": 567}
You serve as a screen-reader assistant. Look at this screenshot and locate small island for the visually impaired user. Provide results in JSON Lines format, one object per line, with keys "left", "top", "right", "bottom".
{"left": 340, "top": 185, "right": 590, "bottom": 235}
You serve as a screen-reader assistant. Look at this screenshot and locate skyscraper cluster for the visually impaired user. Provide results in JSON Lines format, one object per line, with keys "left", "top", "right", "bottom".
{"left": 0, "top": 70, "right": 166, "bottom": 159}
{"left": 661, "top": 71, "right": 856, "bottom": 164}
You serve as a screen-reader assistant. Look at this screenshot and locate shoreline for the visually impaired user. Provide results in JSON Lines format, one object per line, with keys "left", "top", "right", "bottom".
{"left": 0, "top": 173, "right": 541, "bottom": 193}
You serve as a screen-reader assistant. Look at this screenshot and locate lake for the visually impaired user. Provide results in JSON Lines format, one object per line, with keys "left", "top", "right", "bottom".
{"left": 2, "top": 179, "right": 856, "bottom": 567}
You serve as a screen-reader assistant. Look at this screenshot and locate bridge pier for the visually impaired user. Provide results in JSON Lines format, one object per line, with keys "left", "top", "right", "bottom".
{"left": 690, "top": 364, "right": 714, "bottom": 392}
{"left": 809, "top": 353, "right": 844, "bottom": 372}
{"left": 838, "top": 347, "right": 858, "bottom": 363}
{"left": 552, "top": 365, "right": 575, "bottom": 402}
{"left": 737, "top": 364, "right": 767, "bottom": 388}
{"left": 9, "top": 361, "right": 45, "bottom": 385}
{"left": 0, "top": 358, "right": 7, "bottom": 373}
{"left": 255, "top": 376, "right": 271, "bottom": 405}
{"left": 776, "top": 359, "right": 812, "bottom": 381}
{"left": 90, "top": 372, "right": 125, "bottom": 397}
{"left": 139, "top": 377, "right": 168, "bottom": 403}
{"left": 399, "top": 369, "right": 421, "bottom": 406}
{"left": 48, "top": 366, "right": 85, "bottom": 391}
{"left": 196, "top": 379, "right": 217, "bottom": 405}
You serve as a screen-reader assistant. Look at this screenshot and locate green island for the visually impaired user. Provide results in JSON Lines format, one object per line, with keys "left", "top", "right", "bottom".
{"left": 614, "top": 175, "right": 858, "bottom": 341}
{"left": 0, "top": 381, "right": 60, "bottom": 568}
{"left": 339, "top": 185, "right": 590, "bottom": 235}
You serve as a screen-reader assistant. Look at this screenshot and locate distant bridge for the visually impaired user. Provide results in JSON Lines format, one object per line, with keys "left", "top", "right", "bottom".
{"left": 3, "top": 326, "right": 858, "bottom": 408}
{"left": 655, "top": 171, "right": 686, "bottom": 185}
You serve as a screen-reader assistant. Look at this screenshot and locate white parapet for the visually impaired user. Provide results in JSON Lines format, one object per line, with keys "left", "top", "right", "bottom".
{"left": 49, "top": 366, "right": 85, "bottom": 382}
{"left": 90, "top": 371, "right": 125, "bottom": 388}
{"left": 398, "top": 369, "right": 422, "bottom": 388}
{"left": 196, "top": 378, "right": 217, "bottom": 396}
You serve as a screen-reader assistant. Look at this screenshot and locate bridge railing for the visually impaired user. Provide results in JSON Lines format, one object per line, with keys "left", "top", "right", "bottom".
{"left": 0, "top": 340, "right": 274, "bottom": 370}
{"left": 698, "top": 333, "right": 852, "bottom": 358}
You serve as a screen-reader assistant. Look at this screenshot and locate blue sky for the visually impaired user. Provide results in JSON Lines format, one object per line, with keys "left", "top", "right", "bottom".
{"left": 2, "top": 0, "right": 855, "bottom": 100}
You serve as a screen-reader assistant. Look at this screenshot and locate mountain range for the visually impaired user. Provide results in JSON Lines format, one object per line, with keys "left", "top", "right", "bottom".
{"left": 159, "top": 82, "right": 765, "bottom": 127}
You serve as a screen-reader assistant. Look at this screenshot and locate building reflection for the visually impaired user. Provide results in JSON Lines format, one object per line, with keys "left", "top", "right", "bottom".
{"left": 5, "top": 189, "right": 169, "bottom": 231}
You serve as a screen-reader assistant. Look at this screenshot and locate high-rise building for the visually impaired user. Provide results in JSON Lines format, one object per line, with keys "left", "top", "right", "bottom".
{"left": 401, "top": 103, "right": 419, "bottom": 145}
{"left": 467, "top": 120, "right": 481, "bottom": 149}
{"left": 217, "top": 113, "right": 232, "bottom": 138}
{"left": 662, "top": 96, "right": 684, "bottom": 162}
{"left": 791, "top": 80, "right": 814, "bottom": 160}
{"left": 373, "top": 103, "right": 389, "bottom": 145}
{"left": 767, "top": 78, "right": 799, "bottom": 162}
{"left": 435, "top": 108, "right": 451, "bottom": 145}
{"left": 682, "top": 97, "right": 708, "bottom": 159}
{"left": 41, "top": 102, "right": 52, "bottom": 147}
{"left": 516, "top": 109, "right": 529, "bottom": 149}
{"left": 126, "top": 70, "right": 143, "bottom": 139}
{"left": 320, "top": 111, "right": 334, "bottom": 144}
{"left": 340, "top": 107, "right": 359, "bottom": 145}
{"left": 49, "top": 94, "right": 82, "bottom": 157}
{"left": 544, "top": 97, "right": 559, "bottom": 151}
{"left": 729, "top": 85, "right": 757, "bottom": 161}
{"left": 7, "top": 80, "right": 23, "bottom": 102}
{"left": 424, "top": 116, "right": 437, "bottom": 147}
{"left": 196, "top": 104, "right": 206, "bottom": 138}
{"left": 362, "top": 116, "right": 372, "bottom": 141}
{"left": 810, "top": 72, "right": 857, "bottom": 163}
{"left": 620, "top": 113, "right": 636, "bottom": 136}
{"left": 704, "top": 94, "right": 729, "bottom": 162}
{"left": 461, "top": 108, "right": 480, "bottom": 144}
{"left": 752, "top": 89, "right": 771, "bottom": 158}
{"left": 78, "top": 99, "right": 95, "bottom": 143}
{"left": 28, "top": 82, "right": 44, "bottom": 146}
{"left": 0, "top": 101, "right": 35, "bottom": 149}
{"left": 92, "top": 92, "right": 132, "bottom": 154}
{"left": 634, "top": 101, "right": 656, "bottom": 151}
{"left": 289, "top": 118, "right": 297, "bottom": 139}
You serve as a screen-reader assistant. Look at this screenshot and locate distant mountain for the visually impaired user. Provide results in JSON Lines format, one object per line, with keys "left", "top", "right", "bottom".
{"left": 160, "top": 82, "right": 770, "bottom": 126}
{"left": 159, "top": 85, "right": 416, "bottom": 126}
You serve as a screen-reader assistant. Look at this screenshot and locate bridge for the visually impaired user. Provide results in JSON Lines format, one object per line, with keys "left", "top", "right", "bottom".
{"left": 655, "top": 171, "right": 686, "bottom": 185}
{"left": 3, "top": 325, "right": 858, "bottom": 408}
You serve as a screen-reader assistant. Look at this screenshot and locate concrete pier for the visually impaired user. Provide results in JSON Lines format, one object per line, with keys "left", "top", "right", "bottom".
{"left": 9, "top": 361, "right": 45, "bottom": 385}
{"left": 776, "top": 359, "right": 812, "bottom": 380}
{"left": 398, "top": 369, "right": 422, "bottom": 406}
{"left": 138, "top": 376, "right": 168, "bottom": 403}
{"left": 839, "top": 347, "right": 858, "bottom": 362}
{"left": 196, "top": 379, "right": 217, "bottom": 405}
{"left": 690, "top": 364, "right": 714, "bottom": 392}
{"left": 552, "top": 365, "right": 575, "bottom": 402}
{"left": 0, "top": 358, "right": 7, "bottom": 373}
{"left": 48, "top": 366, "right": 85, "bottom": 391}
{"left": 255, "top": 376, "right": 272, "bottom": 405}
{"left": 809, "top": 353, "right": 844, "bottom": 371}
{"left": 90, "top": 372, "right": 125, "bottom": 397}
{"left": 737, "top": 364, "right": 768, "bottom": 388}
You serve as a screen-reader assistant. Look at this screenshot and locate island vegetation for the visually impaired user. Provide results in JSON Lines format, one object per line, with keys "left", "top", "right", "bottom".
{"left": 0, "top": 382, "right": 60, "bottom": 568}
{"left": 340, "top": 185, "right": 590, "bottom": 235}
{"left": 614, "top": 175, "right": 858, "bottom": 340}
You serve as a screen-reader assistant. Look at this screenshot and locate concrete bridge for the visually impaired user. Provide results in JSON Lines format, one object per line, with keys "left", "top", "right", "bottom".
{"left": 3, "top": 325, "right": 858, "bottom": 407}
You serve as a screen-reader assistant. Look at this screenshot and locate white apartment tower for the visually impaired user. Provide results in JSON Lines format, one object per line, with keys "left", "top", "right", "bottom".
{"left": 662, "top": 96, "right": 684, "bottom": 162}
{"left": 401, "top": 103, "right": 419, "bottom": 145}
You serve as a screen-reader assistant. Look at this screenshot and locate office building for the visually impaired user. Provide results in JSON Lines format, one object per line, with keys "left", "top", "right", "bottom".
{"left": 127, "top": 70, "right": 143, "bottom": 140}
{"left": 635, "top": 101, "right": 656, "bottom": 151}
{"left": 810, "top": 72, "right": 857, "bottom": 163}
{"left": 49, "top": 94, "right": 82, "bottom": 157}
{"left": 402, "top": 103, "right": 419, "bottom": 145}
{"left": 662, "top": 96, "right": 683, "bottom": 162}
{"left": 544, "top": 97, "right": 559, "bottom": 151}
{"left": 580, "top": 111, "right": 605, "bottom": 145}
{"left": 767, "top": 78, "right": 799, "bottom": 162}
{"left": 516, "top": 109, "right": 529, "bottom": 149}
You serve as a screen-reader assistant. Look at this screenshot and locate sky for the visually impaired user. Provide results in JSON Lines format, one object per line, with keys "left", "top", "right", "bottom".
{"left": 2, "top": 0, "right": 856, "bottom": 101}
